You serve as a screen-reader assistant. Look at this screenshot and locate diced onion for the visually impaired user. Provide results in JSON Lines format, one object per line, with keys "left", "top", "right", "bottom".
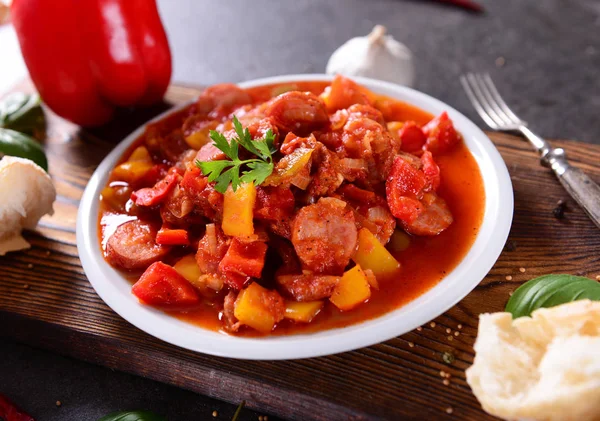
{"left": 290, "top": 172, "right": 312, "bottom": 190}
{"left": 367, "top": 206, "right": 390, "bottom": 223}
{"left": 206, "top": 223, "right": 217, "bottom": 255}
{"left": 341, "top": 158, "right": 367, "bottom": 170}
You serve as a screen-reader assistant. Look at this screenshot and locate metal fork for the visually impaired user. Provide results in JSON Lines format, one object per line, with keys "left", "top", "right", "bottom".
{"left": 461, "top": 72, "right": 600, "bottom": 229}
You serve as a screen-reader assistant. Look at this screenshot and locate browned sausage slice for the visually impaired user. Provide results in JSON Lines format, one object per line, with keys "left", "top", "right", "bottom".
{"left": 291, "top": 197, "right": 357, "bottom": 274}
{"left": 402, "top": 193, "right": 453, "bottom": 236}
{"left": 276, "top": 273, "right": 341, "bottom": 301}
{"left": 105, "top": 220, "right": 170, "bottom": 270}
{"left": 265, "top": 91, "right": 329, "bottom": 134}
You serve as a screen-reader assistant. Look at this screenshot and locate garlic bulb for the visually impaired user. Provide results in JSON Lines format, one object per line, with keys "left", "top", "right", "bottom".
{"left": 326, "top": 25, "right": 415, "bottom": 87}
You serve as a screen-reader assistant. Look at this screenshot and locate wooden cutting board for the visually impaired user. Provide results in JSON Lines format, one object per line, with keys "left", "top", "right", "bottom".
{"left": 1, "top": 82, "right": 599, "bottom": 421}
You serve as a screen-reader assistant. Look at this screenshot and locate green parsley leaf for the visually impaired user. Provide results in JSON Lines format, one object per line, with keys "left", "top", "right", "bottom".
{"left": 196, "top": 160, "right": 234, "bottom": 182}
{"left": 195, "top": 116, "right": 275, "bottom": 193}
{"left": 241, "top": 161, "right": 273, "bottom": 186}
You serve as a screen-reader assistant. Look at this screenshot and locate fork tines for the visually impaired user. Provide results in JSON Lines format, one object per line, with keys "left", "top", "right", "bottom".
{"left": 460, "top": 73, "right": 524, "bottom": 130}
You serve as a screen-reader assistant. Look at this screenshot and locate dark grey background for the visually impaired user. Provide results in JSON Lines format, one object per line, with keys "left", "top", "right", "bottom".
{"left": 1, "top": 1, "right": 599, "bottom": 420}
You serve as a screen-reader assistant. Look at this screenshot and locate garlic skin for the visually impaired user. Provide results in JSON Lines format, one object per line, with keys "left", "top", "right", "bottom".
{"left": 326, "top": 25, "right": 415, "bottom": 88}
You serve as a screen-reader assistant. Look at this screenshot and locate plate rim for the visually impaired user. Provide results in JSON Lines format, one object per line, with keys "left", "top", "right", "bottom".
{"left": 76, "top": 74, "right": 514, "bottom": 360}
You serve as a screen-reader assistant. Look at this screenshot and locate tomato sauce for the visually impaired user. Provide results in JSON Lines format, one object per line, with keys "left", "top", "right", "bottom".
{"left": 98, "top": 80, "right": 485, "bottom": 337}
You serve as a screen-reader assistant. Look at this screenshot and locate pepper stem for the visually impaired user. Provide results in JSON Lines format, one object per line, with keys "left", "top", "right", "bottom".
{"left": 367, "top": 25, "right": 387, "bottom": 44}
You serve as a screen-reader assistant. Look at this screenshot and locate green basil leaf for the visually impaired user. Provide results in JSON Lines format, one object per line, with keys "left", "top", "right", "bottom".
{"left": 0, "top": 128, "right": 48, "bottom": 171}
{"left": 505, "top": 274, "right": 600, "bottom": 318}
{"left": 0, "top": 93, "right": 46, "bottom": 138}
{"left": 97, "top": 410, "right": 166, "bottom": 421}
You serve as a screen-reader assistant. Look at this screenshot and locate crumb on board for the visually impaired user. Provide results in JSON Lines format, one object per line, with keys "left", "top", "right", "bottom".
{"left": 519, "top": 267, "right": 526, "bottom": 273}
{"left": 55, "top": 401, "right": 61, "bottom": 407}
{"left": 454, "top": 331, "right": 459, "bottom": 337}
{"left": 46, "top": 250, "right": 51, "bottom": 256}
{"left": 505, "top": 275, "right": 513, "bottom": 281}
{"left": 212, "top": 410, "right": 218, "bottom": 417}
{"left": 443, "top": 379, "right": 450, "bottom": 386}
{"left": 440, "top": 370, "right": 446, "bottom": 377}
{"left": 446, "top": 328, "right": 451, "bottom": 334}
{"left": 27, "top": 263, "right": 33, "bottom": 269}
{"left": 408, "top": 342, "right": 414, "bottom": 348}
{"left": 442, "top": 352, "right": 455, "bottom": 364}
{"left": 430, "top": 322, "right": 436, "bottom": 328}
{"left": 23, "top": 284, "right": 29, "bottom": 289}
{"left": 446, "top": 407, "right": 453, "bottom": 414}
{"left": 457, "top": 324, "right": 462, "bottom": 329}
{"left": 447, "top": 336, "right": 453, "bottom": 341}
{"left": 416, "top": 326, "right": 422, "bottom": 332}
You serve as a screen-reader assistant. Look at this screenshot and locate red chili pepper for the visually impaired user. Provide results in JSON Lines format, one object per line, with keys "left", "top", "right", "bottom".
{"left": 156, "top": 227, "right": 190, "bottom": 246}
{"left": 0, "top": 393, "right": 35, "bottom": 421}
{"left": 10, "top": 0, "right": 172, "bottom": 127}
{"left": 434, "top": 0, "right": 483, "bottom": 12}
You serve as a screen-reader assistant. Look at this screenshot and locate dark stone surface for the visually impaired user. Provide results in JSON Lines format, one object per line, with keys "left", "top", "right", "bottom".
{"left": 0, "top": 340, "right": 282, "bottom": 421}
{"left": 1, "top": 1, "right": 599, "bottom": 420}
{"left": 158, "top": 0, "right": 600, "bottom": 144}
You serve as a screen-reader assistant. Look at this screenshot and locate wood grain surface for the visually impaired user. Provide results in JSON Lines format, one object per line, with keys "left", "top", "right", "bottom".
{"left": 1, "top": 82, "right": 600, "bottom": 421}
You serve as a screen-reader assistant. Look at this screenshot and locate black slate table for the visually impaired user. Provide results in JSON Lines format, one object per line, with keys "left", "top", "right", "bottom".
{"left": 1, "top": 0, "right": 599, "bottom": 420}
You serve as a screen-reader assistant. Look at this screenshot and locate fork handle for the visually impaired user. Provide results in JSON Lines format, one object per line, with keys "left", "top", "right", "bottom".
{"left": 543, "top": 148, "right": 600, "bottom": 229}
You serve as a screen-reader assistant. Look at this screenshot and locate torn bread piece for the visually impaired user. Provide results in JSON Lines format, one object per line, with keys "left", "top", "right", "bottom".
{"left": 0, "top": 156, "right": 56, "bottom": 255}
{"left": 466, "top": 300, "right": 600, "bottom": 421}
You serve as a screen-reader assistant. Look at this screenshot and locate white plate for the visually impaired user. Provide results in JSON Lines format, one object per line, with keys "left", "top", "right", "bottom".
{"left": 77, "top": 74, "right": 513, "bottom": 360}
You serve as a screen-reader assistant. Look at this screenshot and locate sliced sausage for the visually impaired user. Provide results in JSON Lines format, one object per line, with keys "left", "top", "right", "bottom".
{"left": 291, "top": 197, "right": 357, "bottom": 274}
{"left": 222, "top": 290, "right": 241, "bottom": 332}
{"left": 276, "top": 273, "right": 341, "bottom": 301}
{"left": 265, "top": 91, "right": 329, "bottom": 134}
{"left": 105, "top": 220, "right": 170, "bottom": 270}
{"left": 402, "top": 193, "right": 453, "bottom": 236}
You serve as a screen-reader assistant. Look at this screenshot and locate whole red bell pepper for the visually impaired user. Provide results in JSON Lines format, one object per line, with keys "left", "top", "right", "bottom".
{"left": 0, "top": 393, "right": 34, "bottom": 421}
{"left": 11, "top": 0, "right": 172, "bottom": 127}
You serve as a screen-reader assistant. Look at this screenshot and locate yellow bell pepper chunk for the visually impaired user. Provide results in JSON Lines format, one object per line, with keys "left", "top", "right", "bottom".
{"left": 184, "top": 121, "right": 218, "bottom": 150}
{"left": 352, "top": 228, "right": 401, "bottom": 278}
{"left": 265, "top": 147, "right": 313, "bottom": 188}
{"left": 330, "top": 265, "right": 371, "bottom": 311}
{"left": 100, "top": 185, "right": 131, "bottom": 211}
{"left": 222, "top": 182, "right": 256, "bottom": 237}
{"left": 111, "top": 161, "right": 153, "bottom": 183}
{"left": 128, "top": 146, "right": 152, "bottom": 163}
{"left": 284, "top": 300, "right": 324, "bottom": 323}
{"left": 388, "top": 229, "right": 411, "bottom": 253}
{"left": 173, "top": 254, "right": 202, "bottom": 284}
{"left": 234, "top": 282, "right": 282, "bottom": 333}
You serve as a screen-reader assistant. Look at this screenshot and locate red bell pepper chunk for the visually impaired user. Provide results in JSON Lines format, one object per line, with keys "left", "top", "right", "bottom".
{"left": 132, "top": 262, "right": 200, "bottom": 307}
{"left": 180, "top": 167, "right": 209, "bottom": 197}
{"left": 398, "top": 121, "right": 427, "bottom": 153}
{"left": 386, "top": 156, "right": 428, "bottom": 223}
{"left": 421, "top": 151, "right": 441, "bottom": 191}
{"left": 11, "top": 0, "right": 172, "bottom": 126}
{"left": 0, "top": 393, "right": 35, "bottom": 421}
{"left": 131, "top": 172, "right": 178, "bottom": 207}
{"left": 156, "top": 227, "right": 190, "bottom": 246}
{"left": 423, "top": 112, "right": 460, "bottom": 155}
{"left": 219, "top": 239, "right": 268, "bottom": 289}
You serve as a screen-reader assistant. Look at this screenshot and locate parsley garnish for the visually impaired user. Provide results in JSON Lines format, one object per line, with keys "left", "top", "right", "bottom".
{"left": 195, "top": 116, "right": 276, "bottom": 193}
